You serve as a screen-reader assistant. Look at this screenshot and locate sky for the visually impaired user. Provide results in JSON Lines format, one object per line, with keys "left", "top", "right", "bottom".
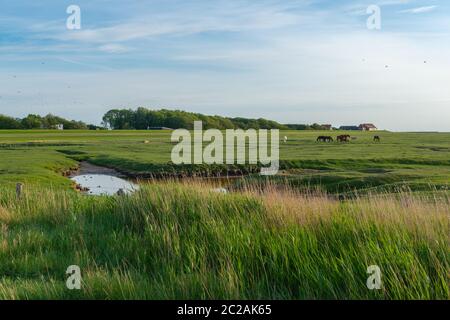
{"left": 0, "top": 0, "right": 449, "bottom": 131}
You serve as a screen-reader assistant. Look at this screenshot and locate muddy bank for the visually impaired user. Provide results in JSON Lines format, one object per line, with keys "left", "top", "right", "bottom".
{"left": 114, "top": 163, "right": 261, "bottom": 180}
{"left": 66, "top": 161, "right": 128, "bottom": 178}
{"left": 64, "top": 161, "right": 255, "bottom": 182}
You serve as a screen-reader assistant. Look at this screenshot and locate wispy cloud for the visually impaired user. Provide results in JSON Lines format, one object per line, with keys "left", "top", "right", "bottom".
{"left": 98, "top": 44, "right": 132, "bottom": 53}
{"left": 1, "top": 0, "right": 450, "bottom": 131}
{"left": 56, "top": 57, "right": 114, "bottom": 71}
{"left": 46, "top": 2, "right": 305, "bottom": 44}
{"left": 345, "top": 0, "right": 412, "bottom": 16}
{"left": 401, "top": 5, "right": 438, "bottom": 14}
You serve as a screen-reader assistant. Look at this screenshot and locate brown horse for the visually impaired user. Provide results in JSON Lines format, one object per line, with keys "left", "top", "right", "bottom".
{"left": 337, "top": 135, "right": 351, "bottom": 142}
{"left": 374, "top": 136, "right": 381, "bottom": 142}
{"left": 317, "top": 136, "right": 333, "bottom": 142}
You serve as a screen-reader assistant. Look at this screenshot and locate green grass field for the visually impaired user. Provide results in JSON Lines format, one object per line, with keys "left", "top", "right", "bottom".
{"left": 1, "top": 130, "right": 450, "bottom": 192}
{"left": 0, "top": 130, "right": 449, "bottom": 299}
{"left": 0, "top": 182, "right": 448, "bottom": 299}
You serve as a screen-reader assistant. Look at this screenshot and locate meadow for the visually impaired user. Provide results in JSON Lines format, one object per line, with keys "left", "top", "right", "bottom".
{"left": 0, "top": 182, "right": 448, "bottom": 299}
{"left": 0, "top": 130, "right": 449, "bottom": 299}
{"left": 1, "top": 129, "right": 450, "bottom": 192}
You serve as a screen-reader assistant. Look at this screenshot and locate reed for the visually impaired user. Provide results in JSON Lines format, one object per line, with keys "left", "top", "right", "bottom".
{"left": 0, "top": 181, "right": 448, "bottom": 300}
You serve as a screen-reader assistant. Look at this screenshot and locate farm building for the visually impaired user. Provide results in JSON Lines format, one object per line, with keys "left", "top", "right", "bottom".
{"left": 359, "top": 123, "right": 378, "bottom": 131}
{"left": 339, "top": 126, "right": 360, "bottom": 131}
{"left": 340, "top": 124, "right": 378, "bottom": 131}
{"left": 321, "top": 124, "right": 333, "bottom": 130}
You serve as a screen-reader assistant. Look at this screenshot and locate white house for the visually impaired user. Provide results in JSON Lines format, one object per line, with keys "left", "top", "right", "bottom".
{"left": 359, "top": 123, "right": 378, "bottom": 131}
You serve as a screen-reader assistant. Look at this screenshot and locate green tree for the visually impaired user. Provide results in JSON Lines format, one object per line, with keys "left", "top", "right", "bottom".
{"left": 0, "top": 115, "right": 22, "bottom": 129}
{"left": 21, "top": 114, "right": 43, "bottom": 129}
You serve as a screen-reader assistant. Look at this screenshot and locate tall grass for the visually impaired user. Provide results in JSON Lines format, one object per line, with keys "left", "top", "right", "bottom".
{"left": 0, "top": 181, "right": 448, "bottom": 300}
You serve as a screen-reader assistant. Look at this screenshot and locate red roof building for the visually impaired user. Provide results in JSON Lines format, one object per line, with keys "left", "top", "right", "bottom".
{"left": 359, "top": 123, "right": 378, "bottom": 131}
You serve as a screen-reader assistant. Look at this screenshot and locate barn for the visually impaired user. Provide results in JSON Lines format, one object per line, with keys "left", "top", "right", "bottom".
{"left": 359, "top": 124, "right": 378, "bottom": 131}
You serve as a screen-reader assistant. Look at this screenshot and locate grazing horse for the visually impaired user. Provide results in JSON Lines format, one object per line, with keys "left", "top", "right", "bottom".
{"left": 317, "top": 136, "right": 333, "bottom": 142}
{"left": 374, "top": 136, "right": 381, "bottom": 142}
{"left": 337, "top": 135, "right": 351, "bottom": 142}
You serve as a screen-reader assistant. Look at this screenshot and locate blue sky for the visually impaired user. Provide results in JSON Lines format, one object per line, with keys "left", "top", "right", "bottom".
{"left": 0, "top": 0, "right": 449, "bottom": 130}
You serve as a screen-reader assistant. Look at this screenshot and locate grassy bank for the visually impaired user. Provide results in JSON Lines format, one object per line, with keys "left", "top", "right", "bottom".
{"left": 0, "top": 182, "right": 448, "bottom": 299}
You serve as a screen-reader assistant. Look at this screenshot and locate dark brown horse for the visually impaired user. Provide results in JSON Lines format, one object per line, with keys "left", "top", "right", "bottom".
{"left": 337, "top": 135, "right": 351, "bottom": 142}
{"left": 317, "top": 136, "right": 333, "bottom": 142}
{"left": 374, "top": 136, "right": 381, "bottom": 142}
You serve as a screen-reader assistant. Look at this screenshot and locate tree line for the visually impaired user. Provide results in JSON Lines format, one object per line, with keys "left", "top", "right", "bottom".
{"left": 0, "top": 108, "right": 333, "bottom": 131}
{"left": 102, "top": 108, "right": 287, "bottom": 130}
{"left": 0, "top": 114, "right": 98, "bottom": 130}
{"left": 102, "top": 108, "right": 331, "bottom": 130}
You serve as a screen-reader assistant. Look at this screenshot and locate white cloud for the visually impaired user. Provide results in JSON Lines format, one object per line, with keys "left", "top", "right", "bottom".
{"left": 345, "top": 0, "right": 411, "bottom": 15}
{"left": 1, "top": 0, "right": 449, "bottom": 131}
{"left": 2, "top": 30, "right": 450, "bottom": 131}
{"left": 98, "top": 44, "right": 131, "bottom": 53}
{"left": 48, "top": 2, "right": 305, "bottom": 44}
{"left": 401, "top": 5, "right": 438, "bottom": 14}
{"left": 56, "top": 57, "right": 114, "bottom": 71}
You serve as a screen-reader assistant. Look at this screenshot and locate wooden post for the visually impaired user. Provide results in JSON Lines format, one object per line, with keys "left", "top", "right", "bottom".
{"left": 16, "top": 183, "right": 23, "bottom": 198}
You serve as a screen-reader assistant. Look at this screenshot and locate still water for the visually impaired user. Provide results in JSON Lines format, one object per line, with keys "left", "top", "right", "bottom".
{"left": 71, "top": 174, "right": 139, "bottom": 196}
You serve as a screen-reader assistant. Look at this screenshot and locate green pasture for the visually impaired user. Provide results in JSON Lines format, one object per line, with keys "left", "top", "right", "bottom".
{"left": 0, "top": 129, "right": 449, "bottom": 193}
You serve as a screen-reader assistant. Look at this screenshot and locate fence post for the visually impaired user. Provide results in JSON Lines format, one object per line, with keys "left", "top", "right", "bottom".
{"left": 16, "top": 183, "right": 23, "bottom": 199}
